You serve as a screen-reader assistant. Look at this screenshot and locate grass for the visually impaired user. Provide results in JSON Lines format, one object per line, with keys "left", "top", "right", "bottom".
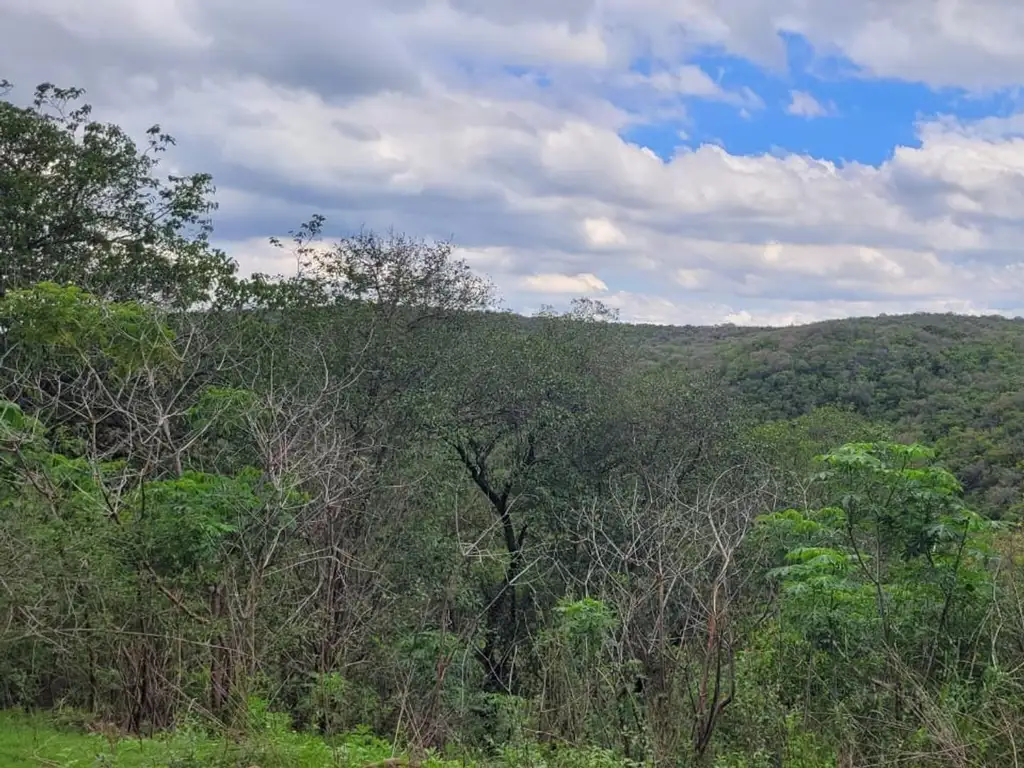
{"left": 0, "top": 709, "right": 445, "bottom": 767}
{"left": 0, "top": 709, "right": 646, "bottom": 767}
{"left": 0, "top": 710, "right": 177, "bottom": 767}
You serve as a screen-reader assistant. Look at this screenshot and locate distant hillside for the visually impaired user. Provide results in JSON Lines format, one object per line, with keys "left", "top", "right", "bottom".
{"left": 624, "top": 312, "right": 1024, "bottom": 517}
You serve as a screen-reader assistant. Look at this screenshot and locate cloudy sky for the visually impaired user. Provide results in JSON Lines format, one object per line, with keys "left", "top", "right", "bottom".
{"left": 4, "top": 0, "right": 1024, "bottom": 325}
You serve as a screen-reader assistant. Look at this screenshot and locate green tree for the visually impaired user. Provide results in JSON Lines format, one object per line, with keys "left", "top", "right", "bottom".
{"left": 756, "top": 442, "right": 999, "bottom": 762}
{"left": 0, "top": 81, "right": 236, "bottom": 306}
{"left": 426, "top": 303, "right": 625, "bottom": 694}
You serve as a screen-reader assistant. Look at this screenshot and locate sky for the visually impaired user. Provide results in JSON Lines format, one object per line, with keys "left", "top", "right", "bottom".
{"left": 4, "top": 0, "right": 1024, "bottom": 326}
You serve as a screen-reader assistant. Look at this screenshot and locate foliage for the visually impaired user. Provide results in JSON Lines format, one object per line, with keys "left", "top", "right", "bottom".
{"left": 0, "top": 81, "right": 236, "bottom": 307}
{"left": 755, "top": 442, "right": 1002, "bottom": 762}
{"left": 630, "top": 312, "right": 1024, "bottom": 518}
{"left": 1, "top": 282, "right": 178, "bottom": 376}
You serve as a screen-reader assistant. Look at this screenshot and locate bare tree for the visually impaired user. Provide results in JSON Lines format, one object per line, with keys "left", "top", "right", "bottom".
{"left": 563, "top": 457, "right": 780, "bottom": 763}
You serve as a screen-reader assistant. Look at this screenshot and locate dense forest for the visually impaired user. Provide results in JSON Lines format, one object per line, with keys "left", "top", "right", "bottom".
{"left": 2, "top": 81, "right": 1024, "bottom": 767}
{"left": 628, "top": 313, "right": 1024, "bottom": 519}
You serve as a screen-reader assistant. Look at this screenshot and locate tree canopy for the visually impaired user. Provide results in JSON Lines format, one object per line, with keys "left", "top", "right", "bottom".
{"left": 0, "top": 80, "right": 236, "bottom": 306}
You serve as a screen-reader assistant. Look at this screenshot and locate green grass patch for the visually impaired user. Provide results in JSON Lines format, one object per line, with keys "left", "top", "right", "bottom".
{"left": 0, "top": 710, "right": 445, "bottom": 767}
{"left": 0, "top": 709, "right": 652, "bottom": 767}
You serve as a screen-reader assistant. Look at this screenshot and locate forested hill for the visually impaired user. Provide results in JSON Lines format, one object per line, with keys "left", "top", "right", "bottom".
{"left": 623, "top": 313, "right": 1024, "bottom": 517}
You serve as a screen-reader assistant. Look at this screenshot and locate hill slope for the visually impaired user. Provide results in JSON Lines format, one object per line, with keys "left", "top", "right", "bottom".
{"left": 627, "top": 312, "right": 1024, "bottom": 516}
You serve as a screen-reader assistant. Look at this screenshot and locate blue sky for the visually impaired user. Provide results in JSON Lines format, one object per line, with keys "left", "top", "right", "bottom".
{"left": 4, "top": 0, "right": 1024, "bottom": 325}
{"left": 628, "top": 34, "right": 1020, "bottom": 167}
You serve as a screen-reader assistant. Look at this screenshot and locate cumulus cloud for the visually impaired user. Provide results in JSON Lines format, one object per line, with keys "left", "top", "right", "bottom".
{"left": 3, "top": 0, "right": 1024, "bottom": 325}
{"left": 596, "top": 0, "right": 1024, "bottom": 90}
{"left": 212, "top": 236, "right": 304, "bottom": 279}
{"left": 619, "top": 65, "right": 764, "bottom": 112}
{"left": 583, "top": 218, "right": 627, "bottom": 247}
{"left": 636, "top": 66, "right": 723, "bottom": 97}
{"left": 521, "top": 273, "right": 608, "bottom": 294}
{"left": 786, "top": 90, "right": 834, "bottom": 118}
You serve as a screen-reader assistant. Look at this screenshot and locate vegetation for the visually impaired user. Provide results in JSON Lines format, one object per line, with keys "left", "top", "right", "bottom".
{"left": 3, "top": 81, "right": 1024, "bottom": 767}
{"left": 629, "top": 313, "right": 1024, "bottom": 518}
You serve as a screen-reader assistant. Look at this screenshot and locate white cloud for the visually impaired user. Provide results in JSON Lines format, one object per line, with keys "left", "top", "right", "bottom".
{"left": 675, "top": 268, "right": 713, "bottom": 289}
{"left": 400, "top": 1, "right": 610, "bottom": 68}
{"left": 643, "top": 65, "right": 722, "bottom": 97}
{"left": 2, "top": 0, "right": 209, "bottom": 49}
{"left": 583, "top": 217, "right": 627, "bottom": 246}
{"left": 596, "top": 0, "right": 1024, "bottom": 90}
{"left": 56, "top": 75, "right": 1024, "bottom": 320}
{"left": 5, "top": 0, "right": 1024, "bottom": 326}
{"left": 786, "top": 90, "right": 833, "bottom": 118}
{"left": 521, "top": 273, "right": 608, "bottom": 294}
{"left": 214, "top": 236, "right": 302, "bottom": 278}
{"left": 620, "top": 65, "right": 763, "bottom": 111}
